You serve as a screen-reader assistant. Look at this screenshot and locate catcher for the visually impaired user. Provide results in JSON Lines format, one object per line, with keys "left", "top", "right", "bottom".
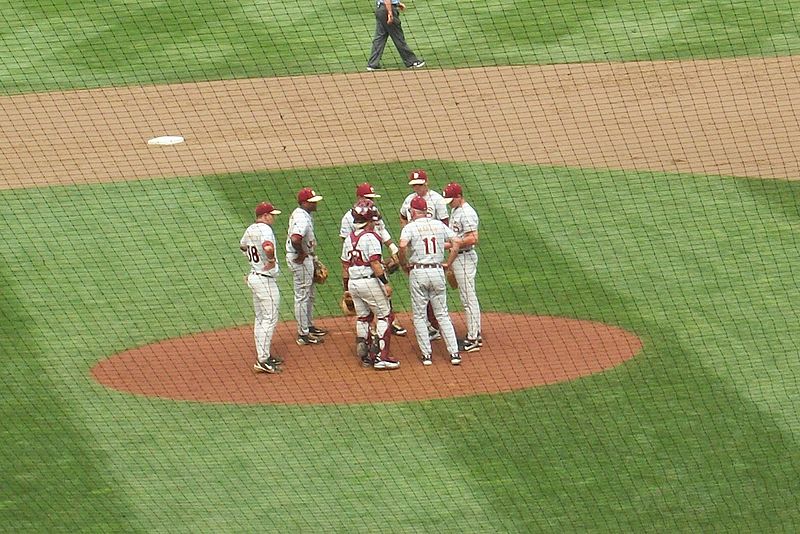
{"left": 339, "top": 182, "right": 407, "bottom": 336}
{"left": 340, "top": 200, "right": 400, "bottom": 370}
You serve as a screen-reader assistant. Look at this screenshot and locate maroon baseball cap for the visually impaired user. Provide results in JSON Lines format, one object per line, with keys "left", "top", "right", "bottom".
{"left": 408, "top": 169, "right": 428, "bottom": 185}
{"left": 255, "top": 202, "right": 281, "bottom": 216}
{"left": 410, "top": 195, "right": 428, "bottom": 211}
{"left": 297, "top": 187, "right": 323, "bottom": 204}
{"left": 442, "top": 182, "right": 462, "bottom": 203}
{"left": 356, "top": 183, "right": 381, "bottom": 199}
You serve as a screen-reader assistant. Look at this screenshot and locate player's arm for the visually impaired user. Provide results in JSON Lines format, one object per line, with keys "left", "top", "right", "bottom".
{"left": 370, "top": 256, "right": 393, "bottom": 298}
{"left": 341, "top": 260, "right": 350, "bottom": 290}
{"left": 437, "top": 198, "right": 449, "bottom": 226}
{"left": 461, "top": 230, "right": 478, "bottom": 248}
{"left": 340, "top": 240, "right": 351, "bottom": 290}
{"left": 290, "top": 233, "right": 306, "bottom": 263}
{"left": 398, "top": 237, "right": 410, "bottom": 270}
{"left": 443, "top": 236, "right": 462, "bottom": 269}
{"left": 261, "top": 240, "right": 276, "bottom": 269}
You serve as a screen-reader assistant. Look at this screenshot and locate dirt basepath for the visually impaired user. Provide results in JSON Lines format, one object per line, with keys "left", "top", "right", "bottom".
{"left": 3, "top": 56, "right": 800, "bottom": 190}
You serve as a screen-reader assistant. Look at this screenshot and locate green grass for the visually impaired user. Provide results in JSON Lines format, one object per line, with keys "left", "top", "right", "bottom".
{"left": 2, "top": 0, "right": 800, "bottom": 93}
{"left": 2, "top": 162, "right": 800, "bottom": 530}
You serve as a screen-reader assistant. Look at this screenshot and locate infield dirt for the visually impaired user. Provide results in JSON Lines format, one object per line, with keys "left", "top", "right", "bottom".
{"left": 9, "top": 58, "right": 790, "bottom": 403}
{"left": 2, "top": 57, "right": 800, "bottom": 190}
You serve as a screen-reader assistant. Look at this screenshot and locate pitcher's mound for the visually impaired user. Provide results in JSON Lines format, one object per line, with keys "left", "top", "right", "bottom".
{"left": 91, "top": 312, "right": 642, "bottom": 405}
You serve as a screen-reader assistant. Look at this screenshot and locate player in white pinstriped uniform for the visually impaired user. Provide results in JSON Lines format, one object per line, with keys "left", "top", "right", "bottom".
{"left": 341, "top": 200, "right": 400, "bottom": 370}
{"left": 286, "top": 187, "right": 327, "bottom": 345}
{"left": 399, "top": 195, "right": 463, "bottom": 366}
{"left": 442, "top": 182, "right": 483, "bottom": 352}
{"left": 240, "top": 202, "right": 283, "bottom": 374}
{"left": 399, "top": 169, "right": 450, "bottom": 340}
{"left": 339, "top": 182, "right": 407, "bottom": 336}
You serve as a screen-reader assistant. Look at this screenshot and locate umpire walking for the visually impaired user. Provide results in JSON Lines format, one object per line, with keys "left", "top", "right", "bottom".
{"left": 367, "top": 0, "right": 425, "bottom": 71}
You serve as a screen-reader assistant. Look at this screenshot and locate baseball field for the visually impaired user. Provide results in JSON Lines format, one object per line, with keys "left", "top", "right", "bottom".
{"left": 2, "top": 0, "right": 800, "bottom": 531}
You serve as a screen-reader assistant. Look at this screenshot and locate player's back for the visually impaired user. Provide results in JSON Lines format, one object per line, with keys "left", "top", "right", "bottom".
{"left": 402, "top": 218, "right": 453, "bottom": 265}
{"left": 241, "top": 223, "right": 279, "bottom": 275}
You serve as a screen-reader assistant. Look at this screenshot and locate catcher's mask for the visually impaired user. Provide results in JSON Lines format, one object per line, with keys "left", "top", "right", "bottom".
{"left": 352, "top": 199, "right": 380, "bottom": 228}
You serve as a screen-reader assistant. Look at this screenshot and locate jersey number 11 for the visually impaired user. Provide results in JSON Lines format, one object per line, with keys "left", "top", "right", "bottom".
{"left": 423, "top": 237, "right": 437, "bottom": 254}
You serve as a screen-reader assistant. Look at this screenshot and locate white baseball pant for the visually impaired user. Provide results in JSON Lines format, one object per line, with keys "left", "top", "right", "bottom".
{"left": 409, "top": 267, "right": 459, "bottom": 357}
{"left": 453, "top": 250, "right": 481, "bottom": 340}
{"left": 248, "top": 273, "right": 280, "bottom": 362}
{"left": 349, "top": 277, "right": 392, "bottom": 358}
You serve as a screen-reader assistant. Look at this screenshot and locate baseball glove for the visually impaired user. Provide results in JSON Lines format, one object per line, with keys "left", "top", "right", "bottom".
{"left": 313, "top": 259, "right": 329, "bottom": 284}
{"left": 383, "top": 255, "right": 401, "bottom": 275}
{"left": 340, "top": 291, "right": 356, "bottom": 316}
{"left": 446, "top": 268, "right": 458, "bottom": 289}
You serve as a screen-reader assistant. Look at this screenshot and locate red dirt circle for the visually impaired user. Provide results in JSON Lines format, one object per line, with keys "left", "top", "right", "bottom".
{"left": 91, "top": 312, "right": 642, "bottom": 405}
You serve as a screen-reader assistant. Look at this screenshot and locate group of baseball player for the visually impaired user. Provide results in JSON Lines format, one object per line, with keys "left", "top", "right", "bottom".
{"left": 239, "top": 169, "right": 482, "bottom": 374}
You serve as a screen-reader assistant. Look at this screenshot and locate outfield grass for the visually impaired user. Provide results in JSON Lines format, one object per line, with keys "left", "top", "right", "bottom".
{"left": 4, "top": 0, "right": 800, "bottom": 530}
{"left": 2, "top": 162, "right": 799, "bottom": 530}
{"left": 2, "top": 0, "right": 800, "bottom": 93}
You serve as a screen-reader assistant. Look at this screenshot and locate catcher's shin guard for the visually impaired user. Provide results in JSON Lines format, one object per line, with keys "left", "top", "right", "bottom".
{"left": 376, "top": 316, "right": 392, "bottom": 359}
{"left": 356, "top": 312, "right": 374, "bottom": 339}
{"left": 356, "top": 336, "right": 371, "bottom": 366}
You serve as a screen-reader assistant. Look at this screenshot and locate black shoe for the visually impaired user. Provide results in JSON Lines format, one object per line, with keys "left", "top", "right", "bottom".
{"left": 267, "top": 355, "right": 284, "bottom": 365}
{"left": 309, "top": 325, "right": 328, "bottom": 336}
{"left": 408, "top": 60, "right": 425, "bottom": 69}
{"left": 296, "top": 334, "right": 323, "bottom": 345}
{"left": 462, "top": 339, "right": 480, "bottom": 353}
{"left": 253, "top": 360, "right": 280, "bottom": 374}
{"left": 391, "top": 323, "right": 408, "bottom": 336}
{"left": 366, "top": 65, "right": 382, "bottom": 71}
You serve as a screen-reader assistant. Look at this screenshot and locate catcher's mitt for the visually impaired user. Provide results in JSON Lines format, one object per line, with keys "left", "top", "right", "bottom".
{"left": 313, "top": 259, "right": 329, "bottom": 284}
{"left": 340, "top": 291, "right": 356, "bottom": 316}
{"left": 445, "top": 268, "right": 458, "bottom": 289}
{"left": 383, "top": 255, "right": 401, "bottom": 275}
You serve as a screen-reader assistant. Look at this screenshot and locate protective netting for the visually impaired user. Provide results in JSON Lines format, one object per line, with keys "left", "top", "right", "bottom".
{"left": 2, "top": 0, "right": 800, "bottom": 530}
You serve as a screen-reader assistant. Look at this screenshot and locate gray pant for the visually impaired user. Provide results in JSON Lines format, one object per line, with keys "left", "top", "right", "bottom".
{"left": 367, "top": 5, "right": 420, "bottom": 68}
{"left": 287, "top": 254, "right": 315, "bottom": 336}
{"left": 409, "top": 269, "right": 459, "bottom": 357}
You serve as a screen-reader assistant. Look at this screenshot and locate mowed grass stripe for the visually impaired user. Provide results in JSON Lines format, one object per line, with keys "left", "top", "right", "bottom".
{"left": 3, "top": 0, "right": 800, "bottom": 93}
{"left": 2, "top": 163, "right": 800, "bottom": 529}
{"left": 0, "top": 262, "right": 137, "bottom": 531}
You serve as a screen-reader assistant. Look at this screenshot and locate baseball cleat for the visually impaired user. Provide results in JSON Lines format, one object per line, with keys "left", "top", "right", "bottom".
{"left": 267, "top": 355, "right": 284, "bottom": 365}
{"left": 428, "top": 328, "right": 441, "bottom": 341}
{"left": 253, "top": 360, "right": 280, "bottom": 374}
{"left": 391, "top": 323, "right": 408, "bottom": 336}
{"left": 477, "top": 334, "right": 484, "bottom": 347}
{"left": 366, "top": 65, "right": 382, "bottom": 71}
{"left": 450, "top": 353, "right": 462, "bottom": 366}
{"left": 408, "top": 61, "right": 426, "bottom": 69}
{"left": 421, "top": 355, "right": 432, "bottom": 366}
{"left": 373, "top": 357, "right": 400, "bottom": 370}
{"left": 296, "top": 334, "right": 324, "bottom": 345}
{"left": 308, "top": 325, "right": 328, "bottom": 336}
{"left": 462, "top": 339, "right": 480, "bottom": 353}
